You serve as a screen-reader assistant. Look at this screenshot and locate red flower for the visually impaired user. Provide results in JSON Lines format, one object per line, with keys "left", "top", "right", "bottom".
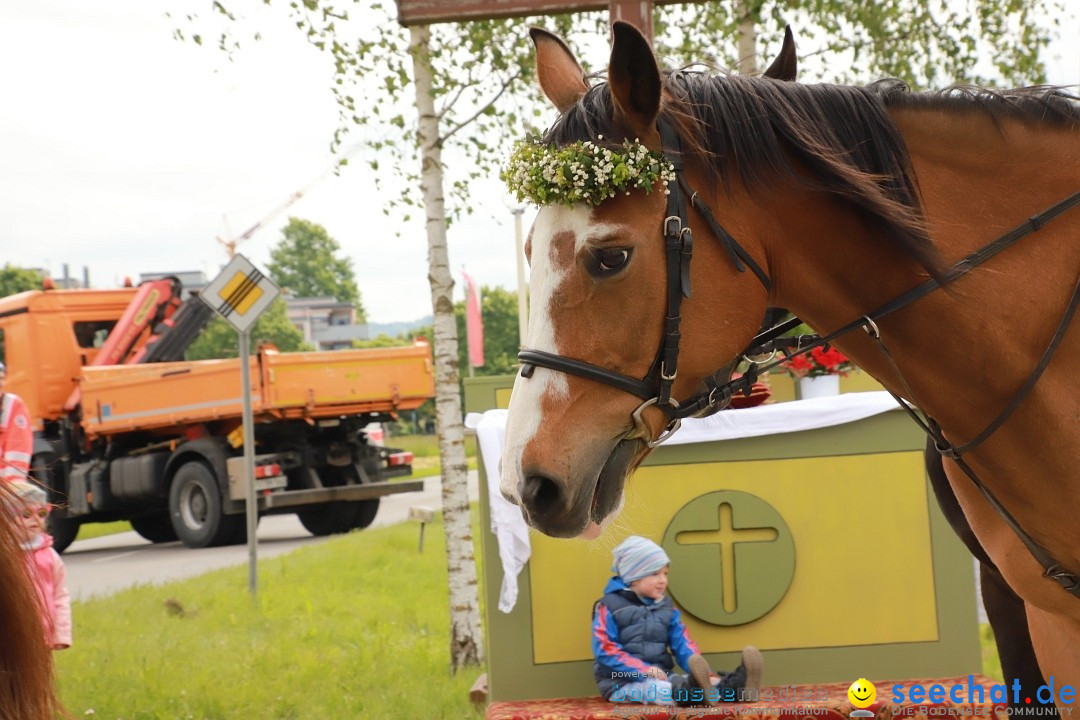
{"left": 782, "top": 345, "right": 854, "bottom": 379}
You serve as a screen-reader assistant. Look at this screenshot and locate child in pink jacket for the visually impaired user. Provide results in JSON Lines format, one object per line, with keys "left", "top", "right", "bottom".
{"left": 6, "top": 480, "right": 71, "bottom": 650}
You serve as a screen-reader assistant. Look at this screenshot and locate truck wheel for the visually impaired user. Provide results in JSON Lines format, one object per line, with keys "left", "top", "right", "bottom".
{"left": 169, "top": 461, "right": 242, "bottom": 548}
{"left": 227, "top": 514, "right": 260, "bottom": 546}
{"left": 130, "top": 512, "right": 179, "bottom": 544}
{"left": 34, "top": 453, "right": 79, "bottom": 552}
{"left": 349, "top": 458, "right": 381, "bottom": 530}
{"left": 351, "top": 499, "right": 380, "bottom": 530}
{"left": 297, "top": 502, "right": 359, "bottom": 536}
{"left": 295, "top": 463, "right": 363, "bottom": 536}
{"left": 48, "top": 515, "right": 80, "bottom": 554}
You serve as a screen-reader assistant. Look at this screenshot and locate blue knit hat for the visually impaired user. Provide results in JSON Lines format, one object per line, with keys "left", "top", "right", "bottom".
{"left": 612, "top": 535, "right": 670, "bottom": 583}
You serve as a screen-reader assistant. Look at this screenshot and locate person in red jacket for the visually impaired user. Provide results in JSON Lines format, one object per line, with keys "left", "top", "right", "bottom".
{"left": 0, "top": 361, "right": 33, "bottom": 484}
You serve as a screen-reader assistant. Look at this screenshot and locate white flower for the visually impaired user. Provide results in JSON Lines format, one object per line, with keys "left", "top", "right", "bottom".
{"left": 503, "top": 138, "right": 675, "bottom": 207}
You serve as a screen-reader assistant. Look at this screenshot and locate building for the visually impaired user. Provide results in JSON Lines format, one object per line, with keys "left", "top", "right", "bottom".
{"left": 138, "top": 271, "right": 208, "bottom": 298}
{"left": 285, "top": 296, "right": 369, "bottom": 351}
{"left": 136, "top": 270, "right": 373, "bottom": 351}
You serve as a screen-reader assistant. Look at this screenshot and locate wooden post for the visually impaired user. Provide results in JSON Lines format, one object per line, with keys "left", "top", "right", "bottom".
{"left": 409, "top": 505, "right": 435, "bottom": 552}
{"left": 608, "top": 0, "right": 654, "bottom": 45}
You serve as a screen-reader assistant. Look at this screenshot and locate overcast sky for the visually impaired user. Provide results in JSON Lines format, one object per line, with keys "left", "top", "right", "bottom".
{"left": 1, "top": 2, "right": 1076, "bottom": 323}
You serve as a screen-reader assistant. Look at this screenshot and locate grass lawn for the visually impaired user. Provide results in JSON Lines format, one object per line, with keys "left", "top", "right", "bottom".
{"left": 390, "top": 433, "right": 480, "bottom": 480}
{"left": 75, "top": 520, "right": 133, "bottom": 541}
{"left": 410, "top": 456, "right": 478, "bottom": 480}
{"left": 979, "top": 623, "right": 1003, "bottom": 682}
{"left": 57, "top": 508, "right": 485, "bottom": 720}
{"left": 388, "top": 433, "right": 478, "bottom": 459}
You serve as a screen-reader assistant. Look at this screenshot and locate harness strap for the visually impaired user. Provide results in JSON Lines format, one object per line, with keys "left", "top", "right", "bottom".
{"left": 865, "top": 326, "right": 1080, "bottom": 599}
{"left": 655, "top": 121, "right": 690, "bottom": 408}
{"left": 744, "top": 316, "right": 805, "bottom": 353}
{"left": 859, "top": 190, "right": 1080, "bottom": 324}
{"left": 713, "top": 189, "right": 1080, "bottom": 403}
{"left": 678, "top": 175, "right": 772, "bottom": 291}
{"left": 518, "top": 349, "right": 653, "bottom": 400}
{"left": 952, "top": 274, "right": 1080, "bottom": 455}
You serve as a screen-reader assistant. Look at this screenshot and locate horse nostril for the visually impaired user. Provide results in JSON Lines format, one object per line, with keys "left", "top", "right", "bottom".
{"left": 520, "top": 474, "right": 564, "bottom": 517}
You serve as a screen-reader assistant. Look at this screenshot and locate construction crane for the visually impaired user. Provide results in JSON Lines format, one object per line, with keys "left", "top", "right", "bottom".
{"left": 216, "top": 144, "right": 365, "bottom": 260}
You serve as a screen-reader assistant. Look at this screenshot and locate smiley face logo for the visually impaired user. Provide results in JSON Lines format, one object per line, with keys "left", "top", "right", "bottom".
{"left": 848, "top": 678, "right": 877, "bottom": 708}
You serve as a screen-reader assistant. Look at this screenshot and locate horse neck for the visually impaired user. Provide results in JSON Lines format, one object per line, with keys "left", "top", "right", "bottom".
{"left": 753, "top": 108, "right": 1080, "bottom": 446}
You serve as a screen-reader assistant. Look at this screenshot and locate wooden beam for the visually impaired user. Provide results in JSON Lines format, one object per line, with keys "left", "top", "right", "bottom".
{"left": 395, "top": 0, "right": 681, "bottom": 27}
{"left": 608, "top": 1, "right": 653, "bottom": 44}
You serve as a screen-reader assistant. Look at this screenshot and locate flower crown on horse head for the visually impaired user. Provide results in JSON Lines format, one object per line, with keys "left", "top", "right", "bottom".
{"left": 502, "top": 136, "right": 676, "bottom": 207}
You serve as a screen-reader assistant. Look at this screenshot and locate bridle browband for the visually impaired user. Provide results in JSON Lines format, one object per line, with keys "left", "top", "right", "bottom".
{"left": 516, "top": 118, "right": 1080, "bottom": 597}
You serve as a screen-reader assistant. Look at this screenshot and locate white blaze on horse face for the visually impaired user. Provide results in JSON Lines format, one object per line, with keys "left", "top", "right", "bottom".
{"left": 499, "top": 204, "right": 621, "bottom": 503}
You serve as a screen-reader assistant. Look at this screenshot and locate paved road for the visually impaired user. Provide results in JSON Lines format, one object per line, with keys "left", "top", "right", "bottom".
{"left": 64, "top": 470, "right": 479, "bottom": 600}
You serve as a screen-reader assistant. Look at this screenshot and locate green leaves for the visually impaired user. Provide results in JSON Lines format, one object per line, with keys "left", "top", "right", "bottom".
{"left": 266, "top": 217, "right": 365, "bottom": 319}
{"left": 186, "top": 299, "right": 310, "bottom": 360}
{"left": 0, "top": 264, "right": 43, "bottom": 299}
{"left": 181, "top": 0, "right": 1060, "bottom": 223}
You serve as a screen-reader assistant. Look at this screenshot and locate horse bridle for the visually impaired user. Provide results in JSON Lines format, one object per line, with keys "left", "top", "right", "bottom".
{"left": 516, "top": 119, "right": 1080, "bottom": 598}
{"left": 519, "top": 121, "right": 772, "bottom": 447}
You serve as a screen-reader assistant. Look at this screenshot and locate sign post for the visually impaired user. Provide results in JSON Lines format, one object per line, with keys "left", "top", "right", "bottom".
{"left": 199, "top": 254, "right": 280, "bottom": 596}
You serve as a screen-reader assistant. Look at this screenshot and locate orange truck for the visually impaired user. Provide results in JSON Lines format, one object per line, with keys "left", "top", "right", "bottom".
{"left": 0, "top": 279, "right": 434, "bottom": 551}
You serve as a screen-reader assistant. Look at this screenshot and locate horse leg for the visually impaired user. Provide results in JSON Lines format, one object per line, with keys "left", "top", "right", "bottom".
{"left": 1025, "top": 605, "right": 1080, "bottom": 711}
{"left": 924, "top": 439, "right": 1049, "bottom": 706}
{"left": 982, "top": 564, "right": 1055, "bottom": 707}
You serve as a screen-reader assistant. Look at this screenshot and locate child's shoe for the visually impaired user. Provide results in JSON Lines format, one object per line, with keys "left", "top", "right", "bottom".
{"left": 671, "top": 655, "right": 715, "bottom": 707}
{"left": 718, "top": 645, "right": 764, "bottom": 699}
{"left": 687, "top": 654, "right": 714, "bottom": 696}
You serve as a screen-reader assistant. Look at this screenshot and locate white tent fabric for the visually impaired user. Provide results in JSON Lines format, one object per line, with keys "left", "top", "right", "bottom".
{"left": 466, "top": 390, "right": 899, "bottom": 612}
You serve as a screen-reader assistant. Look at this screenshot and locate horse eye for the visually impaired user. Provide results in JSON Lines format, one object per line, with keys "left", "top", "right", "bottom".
{"left": 597, "top": 248, "right": 630, "bottom": 272}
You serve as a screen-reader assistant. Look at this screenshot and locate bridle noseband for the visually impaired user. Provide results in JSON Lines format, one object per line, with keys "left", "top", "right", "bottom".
{"left": 518, "top": 120, "right": 771, "bottom": 447}
{"left": 513, "top": 120, "right": 1080, "bottom": 598}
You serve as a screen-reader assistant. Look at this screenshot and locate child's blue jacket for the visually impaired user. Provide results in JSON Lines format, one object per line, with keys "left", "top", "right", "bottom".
{"left": 591, "top": 576, "right": 700, "bottom": 698}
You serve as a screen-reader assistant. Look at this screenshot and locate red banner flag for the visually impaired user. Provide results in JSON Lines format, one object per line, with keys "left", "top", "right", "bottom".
{"left": 462, "top": 269, "right": 484, "bottom": 367}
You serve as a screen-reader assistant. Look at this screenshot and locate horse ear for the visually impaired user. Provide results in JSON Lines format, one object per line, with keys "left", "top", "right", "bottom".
{"left": 530, "top": 27, "right": 589, "bottom": 113}
{"left": 608, "top": 21, "right": 661, "bottom": 139}
{"left": 762, "top": 25, "right": 797, "bottom": 81}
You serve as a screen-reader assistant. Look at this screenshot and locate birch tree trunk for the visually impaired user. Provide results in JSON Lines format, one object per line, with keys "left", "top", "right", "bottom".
{"left": 736, "top": 2, "right": 757, "bottom": 74}
{"left": 407, "top": 23, "right": 485, "bottom": 672}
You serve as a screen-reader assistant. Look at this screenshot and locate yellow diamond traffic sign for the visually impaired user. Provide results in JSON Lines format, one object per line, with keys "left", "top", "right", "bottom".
{"left": 200, "top": 254, "right": 280, "bottom": 333}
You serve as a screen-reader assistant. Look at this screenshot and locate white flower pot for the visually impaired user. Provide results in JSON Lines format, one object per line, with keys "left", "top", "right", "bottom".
{"left": 798, "top": 375, "right": 840, "bottom": 399}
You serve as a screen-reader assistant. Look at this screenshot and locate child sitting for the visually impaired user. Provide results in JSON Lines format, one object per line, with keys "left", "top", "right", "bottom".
{"left": 592, "top": 535, "right": 761, "bottom": 706}
{"left": 5, "top": 480, "right": 71, "bottom": 650}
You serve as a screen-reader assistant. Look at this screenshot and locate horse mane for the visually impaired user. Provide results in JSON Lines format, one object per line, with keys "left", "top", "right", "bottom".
{"left": 0, "top": 483, "right": 65, "bottom": 720}
{"left": 543, "top": 70, "right": 1080, "bottom": 281}
{"left": 877, "top": 80, "right": 1080, "bottom": 127}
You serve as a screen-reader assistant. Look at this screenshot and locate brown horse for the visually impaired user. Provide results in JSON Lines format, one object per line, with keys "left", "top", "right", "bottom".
{"left": 500, "top": 23, "right": 1080, "bottom": 699}
{"left": 0, "top": 482, "right": 64, "bottom": 719}
{"left": 764, "top": 28, "right": 1049, "bottom": 706}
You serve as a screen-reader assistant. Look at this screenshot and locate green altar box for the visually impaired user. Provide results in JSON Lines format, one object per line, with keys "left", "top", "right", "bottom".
{"left": 464, "top": 376, "right": 981, "bottom": 703}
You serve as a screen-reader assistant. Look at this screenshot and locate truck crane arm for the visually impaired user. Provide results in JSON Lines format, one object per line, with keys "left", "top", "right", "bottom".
{"left": 62, "top": 277, "right": 184, "bottom": 411}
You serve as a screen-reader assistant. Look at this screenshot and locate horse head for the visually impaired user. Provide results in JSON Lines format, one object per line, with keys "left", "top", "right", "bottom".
{"left": 499, "top": 24, "right": 783, "bottom": 538}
